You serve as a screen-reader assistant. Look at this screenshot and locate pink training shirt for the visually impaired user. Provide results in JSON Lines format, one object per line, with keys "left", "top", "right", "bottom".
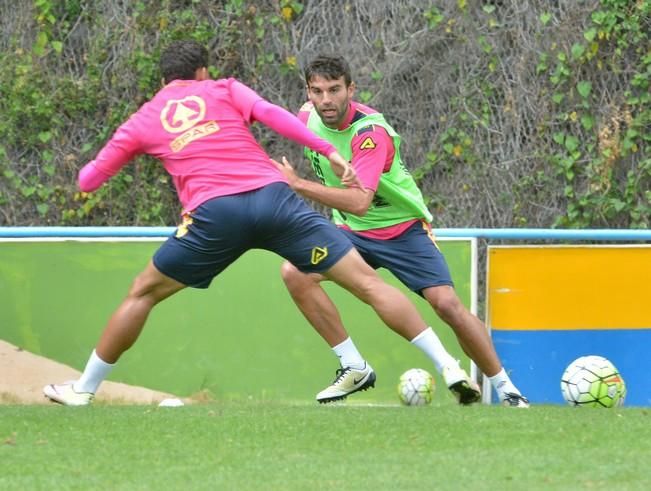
{"left": 82, "top": 78, "right": 336, "bottom": 214}
{"left": 299, "top": 100, "right": 419, "bottom": 240}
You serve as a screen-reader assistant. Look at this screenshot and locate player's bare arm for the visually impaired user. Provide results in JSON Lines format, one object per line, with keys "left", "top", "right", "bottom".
{"left": 272, "top": 156, "right": 373, "bottom": 216}
{"left": 326, "top": 151, "right": 364, "bottom": 188}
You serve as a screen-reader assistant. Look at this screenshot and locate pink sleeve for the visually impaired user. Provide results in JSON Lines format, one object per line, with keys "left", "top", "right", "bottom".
{"left": 78, "top": 117, "right": 143, "bottom": 191}
{"left": 250, "top": 100, "right": 336, "bottom": 156}
{"left": 350, "top": 126, "right": 394, "bottom": 192}
{"left": 228, "top": 79, "right": 264, "bottom": 123}
{"left": 78, "top": 162, "right": 112, "bottom": 192}
{"left": 229, "top": 79, "right": 335, "bottom": 157}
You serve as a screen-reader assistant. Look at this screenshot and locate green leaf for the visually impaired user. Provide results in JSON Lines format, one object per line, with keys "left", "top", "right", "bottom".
{"left": 580, "top": 114, "right": 595, "bottom": 130}
{"left": 21, "top": 186, "right": 36, "bottom": 197}
{"left": 482, "top": 4, "right": 495, "bottom": 13}
{"left": 591, "top": 11, "right": 605, "bottom": 25}
{"left": 540, "top": 12, "right": 552, "bottom": 25}
{"left": 359, "top": 90, "right": 372, "bottom": 103}
{"left": 37, "top": 203, "right": 49, "bottom": 215}
{"left": 38, "top": 131, "right": 52, "bottom": 143}
{"left": 610, "top": 199, "right": 626, "bottom": 212}
{"left": 564, "top": 135, "right": 579, "bottom": 152}
{"left": 577, "top": 81, "right": 592, "bottom": 98}
{"left": 43, "top": 163, "right": 55, "bottom": 176}
{"left": 424, "top": 7, "right": 444, "bottom": 28}
{"left": 553, "top": 132, "right": 565, "bottom": 145}
{"left": 552, "top": 92, "right": 565, "bottom": 104}
{"left": 33, "top": 31, "right": 48, "bottom": 56}
{"left": 571, "top": 43, "right": 585, "bottom": 60}
{"left": 584, "top": 28, "right": 597, "bottom": 41}
{"left": 51, "top": 41, "right": 63, "bottom": 54}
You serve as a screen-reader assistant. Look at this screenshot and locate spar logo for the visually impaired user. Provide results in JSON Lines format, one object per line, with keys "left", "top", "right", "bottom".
{"left": 160, "top": 96, "right": 219, "bottom": 152}
{"left": 160, "top": 96, "right": 206, "bottom": 133}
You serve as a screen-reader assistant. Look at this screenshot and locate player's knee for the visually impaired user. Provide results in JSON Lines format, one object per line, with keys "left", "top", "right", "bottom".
{"left": 280, "top": 260, "right": 317, "bottom": 293}
{"left": 348, "top": 273, "right": 385, "bottom": 303}
{"left": 427, "top": 289, "right": 463, "bottom": 318}
{"left": 129, "top": 271, "right": 156, "bottom": 297}
{"left": 128, "top": 268, "right": 171, "bottom": 303}
{"left": 280, "top": 260, "right": 299, "bottom": 285}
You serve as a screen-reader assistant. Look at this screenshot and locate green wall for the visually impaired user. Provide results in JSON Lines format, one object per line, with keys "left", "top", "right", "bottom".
{"left": 0, "top": 239, "right": 473, "bottom": 403}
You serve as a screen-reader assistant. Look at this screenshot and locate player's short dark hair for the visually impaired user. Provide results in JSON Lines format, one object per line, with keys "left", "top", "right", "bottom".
{"left": 160, "top": 40, "right": 209, "bottom": 84}
{"left": 304, "top": 55, "right": 352, "bottom": 87}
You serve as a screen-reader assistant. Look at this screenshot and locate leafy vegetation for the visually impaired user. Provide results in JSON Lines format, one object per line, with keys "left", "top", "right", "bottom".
{"left": 0, "top": 0, "right": 647, "bottom": 228}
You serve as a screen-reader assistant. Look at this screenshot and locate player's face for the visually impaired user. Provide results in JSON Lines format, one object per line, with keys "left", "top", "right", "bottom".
{"left": 307, "top": 75, "right": 355, "bottom": 129}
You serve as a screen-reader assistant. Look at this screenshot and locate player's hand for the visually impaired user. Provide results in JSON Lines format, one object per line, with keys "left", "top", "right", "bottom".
{"left": 327, "top": 151, "right": 364, "bottom": 189}
{"left": 271, "top": 156, "right": 299, "bottom": 188}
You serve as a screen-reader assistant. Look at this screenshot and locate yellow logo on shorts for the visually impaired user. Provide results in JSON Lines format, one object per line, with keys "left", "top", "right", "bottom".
{"left": 311, "top": 246, "right": 328, "bottom": 265}
{"left": 175, "top": 213, "right": 194, "bottom": 238}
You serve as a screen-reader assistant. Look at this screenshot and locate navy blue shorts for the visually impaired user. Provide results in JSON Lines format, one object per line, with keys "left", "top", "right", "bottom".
{"left": 153, "top": 182, "right": 353, "bottom": 288}
{"left": 341, "top": 221, "right": 453, "bottom": 296}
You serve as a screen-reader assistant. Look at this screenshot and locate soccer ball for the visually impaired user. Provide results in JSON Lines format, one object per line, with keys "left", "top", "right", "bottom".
{"left": 560, "top": 355, "right": 626, "bottom": 408}
{"left": 398, "top": 368, "right": 435, "bottom": 406}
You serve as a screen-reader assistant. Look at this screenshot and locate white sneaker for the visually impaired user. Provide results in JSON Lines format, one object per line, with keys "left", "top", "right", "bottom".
{"left": 442, "top": 364, "right": 481, "bottom": 405}
{"left": 43, "top": 382, "right": 94, "bottom": 406}
{"left": 316, "top": 362, "right": 376, "bottom": 403}
{"left": 502, "top": 392, "right": 530, "bottom": 408}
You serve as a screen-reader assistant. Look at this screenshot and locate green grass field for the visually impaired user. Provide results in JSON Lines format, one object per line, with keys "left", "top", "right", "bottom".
{"left": 2, "top": 399, "right": 650, "bottom": 490}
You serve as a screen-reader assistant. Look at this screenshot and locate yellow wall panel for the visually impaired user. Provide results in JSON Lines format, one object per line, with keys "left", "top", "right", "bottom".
{"left": 487, "top": 246, "right": 651, "bottom": 330}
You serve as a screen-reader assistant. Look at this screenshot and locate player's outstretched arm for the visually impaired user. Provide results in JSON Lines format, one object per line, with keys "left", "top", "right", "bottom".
{"left": 326, "top": 151, "right": 363, "bottom": 189}
{"left": 78, "top": 162, "right": 113, "bottom": 192}
{"left": 77, "top": 117, "right": 143, "bottom": 192}
{"left": 250, "top": 99, "right": 338, "bottom": 157}
{"left": 272, "top": 156, "right": 372, "bottom": 216}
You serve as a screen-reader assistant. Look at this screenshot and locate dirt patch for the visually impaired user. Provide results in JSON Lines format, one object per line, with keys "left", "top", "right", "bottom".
{"left": 0, "top": 339, "right": 183, "bottom": 405}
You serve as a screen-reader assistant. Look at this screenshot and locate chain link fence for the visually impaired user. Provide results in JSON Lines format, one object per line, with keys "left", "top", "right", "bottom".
{"left": 0, "top": 0, "right": 647, "bottom": 229}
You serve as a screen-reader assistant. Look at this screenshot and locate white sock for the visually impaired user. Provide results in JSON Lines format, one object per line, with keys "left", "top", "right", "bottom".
{"left": 73, "top": 350, "right": 115, "bottom": 394}
{"left": 410, "top": 327, "right": 458, "bottom": 374}
{"left": 488, "top": 368, "right": 520, "bottom": 400}
{"left": 332, "top": 337, "right": 365, "bottom": 369}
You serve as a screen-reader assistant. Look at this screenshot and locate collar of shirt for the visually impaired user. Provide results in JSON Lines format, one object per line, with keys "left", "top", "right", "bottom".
{"left": 337, "top": 102, "right": 356, "bottom": 130}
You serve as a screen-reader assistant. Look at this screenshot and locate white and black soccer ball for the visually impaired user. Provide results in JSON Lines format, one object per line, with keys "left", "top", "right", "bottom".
{"left": 398, "top": 368, "right": 435, "bottom": 406}
{"left": 560, "top": 355, "right": 626, "bottom": 408}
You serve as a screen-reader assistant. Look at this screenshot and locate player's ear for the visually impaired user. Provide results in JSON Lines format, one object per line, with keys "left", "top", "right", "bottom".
{"left": 195, "top": 67, "right": 209, "bottom": 81}
{"left": 348, "top": 81, "right": 356, "bottom": 97}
